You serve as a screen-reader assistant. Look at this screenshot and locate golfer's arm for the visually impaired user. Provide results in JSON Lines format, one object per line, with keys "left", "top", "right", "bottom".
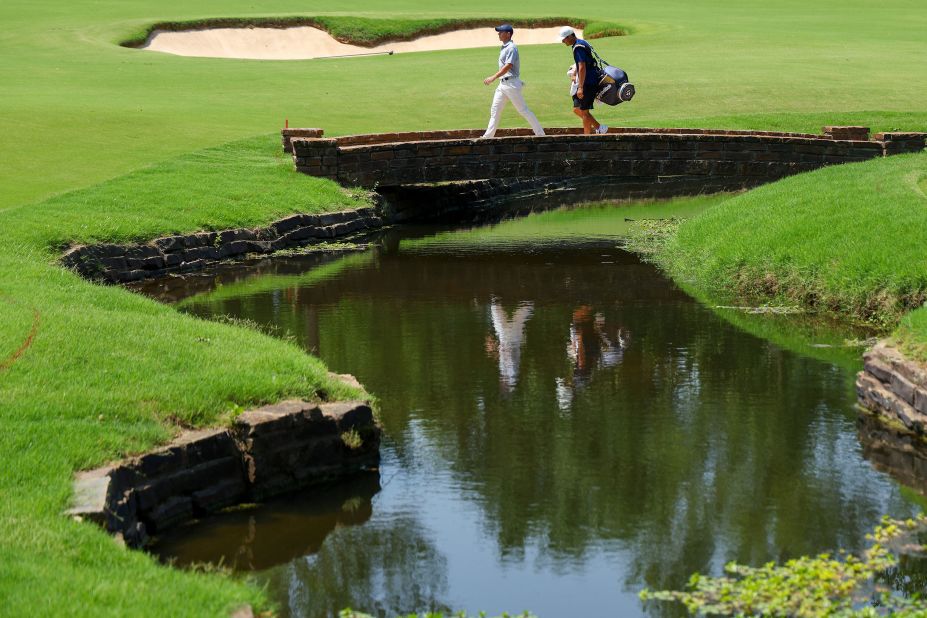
{"left": 577, "top": 62, "right": 586, "bottom": 89}
{"left": 491, "top": 63, "right": 514, "bottom": 81}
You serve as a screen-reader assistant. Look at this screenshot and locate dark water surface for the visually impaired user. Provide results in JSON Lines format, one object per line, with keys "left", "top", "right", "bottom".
{"left": 145, "top": 205, "right": 919, "bottom": 617}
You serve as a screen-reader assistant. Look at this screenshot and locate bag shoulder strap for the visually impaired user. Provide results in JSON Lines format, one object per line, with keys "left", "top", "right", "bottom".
{"left": 582, "top": 40, "right": 612, "bottom": 73}
{"left": 573, "top": 40, "right": 603, "bottom": 71}
{"left": 591, "top": 46, "right": 611, "bottom": 69}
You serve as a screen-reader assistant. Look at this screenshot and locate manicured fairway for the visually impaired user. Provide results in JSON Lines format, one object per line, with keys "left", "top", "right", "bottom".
{"left": 1, "top": 0, "right": 925, "bottom": 209}
{"left": 1, "top": 0, "right": 926, "bottom": 616}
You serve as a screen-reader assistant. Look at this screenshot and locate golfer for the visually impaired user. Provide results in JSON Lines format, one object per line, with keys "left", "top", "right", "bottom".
{"left": 559, "top": 27, "right": 608, "bottom": 135}
{"left": 481, "top": 24, "right": 546, "bottom": 139}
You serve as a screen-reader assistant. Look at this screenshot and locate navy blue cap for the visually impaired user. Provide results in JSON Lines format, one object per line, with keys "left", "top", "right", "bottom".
{"left": 494, "top": 24, "right": 514, "bottom": 33}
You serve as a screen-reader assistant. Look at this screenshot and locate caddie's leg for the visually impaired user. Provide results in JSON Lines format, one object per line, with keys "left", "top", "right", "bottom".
{"left": 504, "top": 83, "right": 545, "bottom": 136}
{"left": 481, "top": 87, "right": 509, "bottom": 138}
{"left": 575, "top": 109, "right": 601, "bottom": 135}
{"left": 574, "top": 108, "right": 593, "bottom": 134}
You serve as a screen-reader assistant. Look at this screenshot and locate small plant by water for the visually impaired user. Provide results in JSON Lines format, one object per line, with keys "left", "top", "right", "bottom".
{"left": 621, "top": 217, "right": 681, "bottom": 259}
{"left": 640, "top": 515, "right": 927, "bottom": 617}
{"left": 341, "top": 428, "right": 363, "bottom": 450}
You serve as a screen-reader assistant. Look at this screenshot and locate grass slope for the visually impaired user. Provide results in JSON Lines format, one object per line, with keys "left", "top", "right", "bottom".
{"left": 651, "top": 153, "right": 927, "bottom": 327}
{"left": 2, "top": 136, "right": 368, "bottom": 250}
{"left": 0, "top": 0, "right": 925, "bottom": 616}
{"left": 895, "top": 307, "right": 927, "bottom": 364}
{"left": 0, "top": 136, "right": 368, "bottom": 617}
{"left": 0, "top": 249, "right": 365, "bottom": 616}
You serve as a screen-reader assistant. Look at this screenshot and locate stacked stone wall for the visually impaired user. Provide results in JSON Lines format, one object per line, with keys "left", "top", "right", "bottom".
{"left": 281, "top": 127, "right": 324, "bottom": 153}
{"left": 68, "top": 400, "right": 380, "bottom": 547}
{"left": 290, "top": 127, "right": 924, "bottom": 191}
{"left": 284, "top": 127, "right": 827, "bottom": 152}
{"left": 857, "top": 343, "right": 927, "bottom": 433}
{"left": 875, "top": 132, "right": 927, "bottom": 156}
{"left": 61, "top": 207, "right": 382, "bottom": 284}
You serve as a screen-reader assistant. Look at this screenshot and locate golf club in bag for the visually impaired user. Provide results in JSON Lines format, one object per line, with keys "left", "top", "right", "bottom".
{"left": 591, "top": 47, "right": 635, "bottom": 106}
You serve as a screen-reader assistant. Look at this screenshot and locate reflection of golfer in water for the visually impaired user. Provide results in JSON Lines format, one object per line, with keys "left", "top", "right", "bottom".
{"left": 486, "top": 298, "right": 534, "bottom": 391}
{"left": 557, "top": 306, "right": 628, "bottom": 411}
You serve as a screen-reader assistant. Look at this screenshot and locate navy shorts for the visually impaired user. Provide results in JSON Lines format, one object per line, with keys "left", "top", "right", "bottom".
{"left": 572, "top": 86, "right": 596, "bottom": 110}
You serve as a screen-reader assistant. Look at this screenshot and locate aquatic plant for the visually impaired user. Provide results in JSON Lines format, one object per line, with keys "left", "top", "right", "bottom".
{"left": 640, "top": 515, "right": 927, "bottom": 617}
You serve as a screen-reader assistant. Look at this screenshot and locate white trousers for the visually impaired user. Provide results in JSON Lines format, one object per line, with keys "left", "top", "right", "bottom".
{"left": 482, "top": 79, "right": 545, "bottom": 138}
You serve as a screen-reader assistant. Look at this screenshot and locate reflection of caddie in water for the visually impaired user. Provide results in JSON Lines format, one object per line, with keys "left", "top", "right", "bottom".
{"left": 480, "top": 24, "right": 546, "bottom": 139}
{"left": 556, "top": 306, "right": 629, "bottom": 412}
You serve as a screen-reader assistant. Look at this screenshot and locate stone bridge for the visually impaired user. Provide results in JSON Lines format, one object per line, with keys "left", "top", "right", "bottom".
{"left": 284, "top": 126, "right": 925, "bottom": 219}
{"left": 57, "top": 126, "right": 925, "bottom": 285}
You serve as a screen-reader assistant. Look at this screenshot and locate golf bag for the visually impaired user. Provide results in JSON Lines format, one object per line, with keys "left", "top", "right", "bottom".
{"left": 591, "top": 48, "right": 635, "bottom": 106}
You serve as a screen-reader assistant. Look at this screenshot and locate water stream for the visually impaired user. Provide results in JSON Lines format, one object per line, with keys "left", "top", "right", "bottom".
{"left": 139, "top": 202, "right": 921, "bottom": 617}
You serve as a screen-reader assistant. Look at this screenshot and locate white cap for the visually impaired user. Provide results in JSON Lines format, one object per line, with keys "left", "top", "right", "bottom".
{"left": 558, "top": 26, "right": 575, "bottom": 41}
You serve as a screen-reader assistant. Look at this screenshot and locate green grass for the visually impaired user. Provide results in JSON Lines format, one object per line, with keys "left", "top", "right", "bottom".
{"left": 2, "top": 135, "right": 369, "bottom": 252}
{"left": 643, "top": 153, "right": 927, "bottom": 327}
{"left": 0, "top": 245, "right": 366, "bottom": 616}
{"left": 0, "top": 0, "right": 926, "bottom": 615}
{"left": 895, "top": 307, "right": 927, "bottom": 364}
{"left": 0, "top": 136, "right": 372, "bottom": 616}
{"left": 3, "top": 0, "right": 926, "bottom": 211}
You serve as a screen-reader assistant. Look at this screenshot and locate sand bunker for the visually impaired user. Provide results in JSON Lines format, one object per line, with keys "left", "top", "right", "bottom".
{"left": 142, "top": 26, "right": 583, "bottom": 60}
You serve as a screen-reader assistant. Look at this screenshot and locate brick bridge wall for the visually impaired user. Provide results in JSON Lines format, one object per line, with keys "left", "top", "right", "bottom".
{"left": 285, "top": 126, "right": 926, "bottom": 192}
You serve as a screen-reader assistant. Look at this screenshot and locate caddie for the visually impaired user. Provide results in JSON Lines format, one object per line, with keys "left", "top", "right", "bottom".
{"left": 480, "top": 24, "right": 546, "bottom": 139}
{"left": 559, "top": 26, "right": 608, "bottom": 135}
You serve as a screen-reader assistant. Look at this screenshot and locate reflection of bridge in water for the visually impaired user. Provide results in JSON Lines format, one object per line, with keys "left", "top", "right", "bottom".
{"left": 133, "top": 235, "right": 689, "bottom": 308}
{"left": 153, "top": 472, "right": 380, "bottom": 572}
{"left": 285, "top": 126, "right": 925, "bottom": 218}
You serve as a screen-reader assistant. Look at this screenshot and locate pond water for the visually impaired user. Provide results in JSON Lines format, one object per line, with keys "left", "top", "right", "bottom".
{"left": 144, "top": 203, "right": 921, "bottom": 617}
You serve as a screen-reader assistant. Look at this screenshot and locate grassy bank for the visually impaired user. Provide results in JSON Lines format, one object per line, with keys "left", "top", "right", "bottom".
{"left": 1, "top": 136, "right": 369, "bottom": 250}
{"left": 0, "top": 134, "right": 371, "bottom": 617}
{"left": 895, "top": 307, "right": 927, "bottom": 364}
{"left": 1, "top": 0, "right": 925, "bottom": 615}
{"left": 626, "top": 152, "right": 927, "bottom": 365}
{"left": 634, "top": 153, "right": 927, "bottom": 326}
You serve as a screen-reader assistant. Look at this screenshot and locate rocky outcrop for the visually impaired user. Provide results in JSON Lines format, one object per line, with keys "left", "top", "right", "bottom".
{"left": 857, "top": 342, "right": 927, "bottom": 433}
{"left": 67, "top": 399, "right": 380, "bottom": 547}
